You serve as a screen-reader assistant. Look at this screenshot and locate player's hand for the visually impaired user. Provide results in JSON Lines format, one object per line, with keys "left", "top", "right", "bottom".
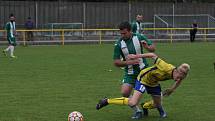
{"left": 142, "top": 41, "right": 147, "bottom": 45}
{"left": 126, "top": 59, "right": 140, "bottom": 65}
{"left": 162, "top": 88, "right": 174, "bottom": 97}
{"left": 13, "top": 31, "right": 18, "bottom": 36}
{"left": 142, "top": 41, "right": 149, "bottom": 49}
{"left": 127, "top": 54, "right": 143, "bottom": 60}
{"left": 127, "top": 54, "right": 138, "bottom": 60}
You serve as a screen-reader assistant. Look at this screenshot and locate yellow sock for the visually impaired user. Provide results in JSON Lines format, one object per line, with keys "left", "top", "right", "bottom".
{"left": 107, "top": 97, "right": 128, "bottom": 105}
{"left": 142, "top": 100, "right": 155, "bottom": 109}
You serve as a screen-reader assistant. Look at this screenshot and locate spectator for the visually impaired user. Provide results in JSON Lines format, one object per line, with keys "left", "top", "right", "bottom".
{"left": 190, "top": 21, "right": 198, "bottom": 42}
{"left": 25, "top": 17, "right": 34, "bottom": 41}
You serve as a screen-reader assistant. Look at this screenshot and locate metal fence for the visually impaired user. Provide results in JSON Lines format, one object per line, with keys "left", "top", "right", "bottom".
{"left": 0, "top": 28, "right": 215, "bottom": 46}
{"left": 154, "top": 14, "right": 215, "bottom": 28}
{"left": 0, "top": 1, "right": 215, "bottom": 29}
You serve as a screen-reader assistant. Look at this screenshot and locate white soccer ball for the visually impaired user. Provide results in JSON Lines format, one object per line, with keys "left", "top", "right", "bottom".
{"left": 68, "top": 111, "right": 84, "bottom": 121}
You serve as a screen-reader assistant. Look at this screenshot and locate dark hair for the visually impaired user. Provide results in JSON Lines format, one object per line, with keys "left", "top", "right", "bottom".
{"left": 9, "top": 13, "right": 14, "bottom": 18}
{"left": 118, "top": 21, "right": 131, "bottom": 31}
{"left": 28, "top": 17, "right": 31, "bottom": 19}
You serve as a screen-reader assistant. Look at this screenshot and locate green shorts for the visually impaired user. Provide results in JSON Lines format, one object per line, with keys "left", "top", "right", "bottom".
{"left": 7, "top": 36, "right": 17, "bottom": 46}
{"left": 122, "top": 74, "right": 138, "bottom": 86}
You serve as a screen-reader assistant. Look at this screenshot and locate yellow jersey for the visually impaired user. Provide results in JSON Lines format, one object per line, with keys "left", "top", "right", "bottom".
{"left": 137, "top": 58, "right": 176, "bottom": 87}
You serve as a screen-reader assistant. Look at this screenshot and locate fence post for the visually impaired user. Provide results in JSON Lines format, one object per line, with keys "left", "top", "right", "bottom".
{"left": 61, "top": 30, "right": 65, "bottom": 45}
{"left": 99, "top": 30, "right": 102, "bottom": 44}
{"left": 204, "top": 29, "right": 207, "bottom": 42}
{"left": 170, "top": 29, "right": 173, "bottom": 43}
{"left": 23, "top": 31, "right": 26, "bottom": 46}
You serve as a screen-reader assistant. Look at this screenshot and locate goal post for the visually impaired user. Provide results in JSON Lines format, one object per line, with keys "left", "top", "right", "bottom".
{"left": 154, "top": 14, "right": 215, "bottom": 28}
{"left": 153, "top": 14, "right": 215, "bottom": 40}
{"left": 43, "top": 23, "right": 84, "bottom": 37}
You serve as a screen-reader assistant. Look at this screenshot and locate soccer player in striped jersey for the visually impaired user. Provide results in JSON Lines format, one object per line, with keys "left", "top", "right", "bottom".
{"left": 3, "top": 14, "right": 17, "bottom": 58}
{"left": 96, "top": 53, "right": 190, "bottom": 118}
{"left": 113, "top": 21, "right": 155, "bottom": 119}
{"left": 131, "top": 14, "right": 143, "bottom": 34}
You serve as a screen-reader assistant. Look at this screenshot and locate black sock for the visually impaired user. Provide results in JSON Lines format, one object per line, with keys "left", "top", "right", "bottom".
{"left": 157, "top": 106, "right": 165, "bottom": 116}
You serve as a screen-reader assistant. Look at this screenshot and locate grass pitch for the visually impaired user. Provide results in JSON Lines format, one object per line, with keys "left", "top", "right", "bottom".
{"left": 0, "top": 42, "right": 215, "bottom": 121}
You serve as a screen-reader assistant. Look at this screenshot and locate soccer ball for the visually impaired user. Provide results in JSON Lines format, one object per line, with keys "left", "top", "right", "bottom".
{"left": 68, "top": 111, "right": 84, "bottom": 121}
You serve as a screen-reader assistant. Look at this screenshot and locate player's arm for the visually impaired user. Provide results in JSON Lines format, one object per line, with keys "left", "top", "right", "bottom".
{"left": 113, "top": 42, "right": 139, "bottom": 67}
{"left": 139, "top": 34, "right": 155, "bottom": 52}
{"left": 142, "top": 41, "right": 155, "bottom": 52}
{"left": 127, "top": 53, "right": 158, "bottom": 60}
{"left": 163, "top": 79, "right": 182, "bottom": 97}
{"left": 13, "top": 22, "right": 17, "bottom": 36}
{"left": 114, "top": 59, "right": 140, "bottom": 67}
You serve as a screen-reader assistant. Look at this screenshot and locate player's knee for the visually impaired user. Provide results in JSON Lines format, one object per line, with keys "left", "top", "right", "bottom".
{"left": 128, "top": 99, "right": 138, "bottom": 106}
{"left": 153, "top": 102, "right": 161, "bottom": 108}
{"left": 121, "top": 84, "right": 133, "bottom": 97}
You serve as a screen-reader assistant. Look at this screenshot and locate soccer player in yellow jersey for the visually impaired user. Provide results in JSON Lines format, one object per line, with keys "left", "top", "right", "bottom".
{"left": 96, "top": 53, "right": 190, "bottom": 118}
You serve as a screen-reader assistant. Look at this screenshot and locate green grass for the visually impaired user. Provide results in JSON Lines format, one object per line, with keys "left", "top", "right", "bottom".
{"left": 0, "top": 42, "right": 215, "bottom": 121}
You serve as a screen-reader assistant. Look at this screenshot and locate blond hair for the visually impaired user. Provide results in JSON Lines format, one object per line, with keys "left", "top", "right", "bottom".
{"left": 178, "top": 63, "right": 190, "bottom": 78}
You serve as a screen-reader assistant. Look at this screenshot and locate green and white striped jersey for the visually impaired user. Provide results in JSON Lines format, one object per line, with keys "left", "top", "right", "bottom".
{"left": 5, "top": 21, "right": 16, "bottom": 38}
{"left": 131, "top": 21, "right": 142, "bottom": 34}
{"left": 113, "top": 33, "right": 152, "bottom": 75}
